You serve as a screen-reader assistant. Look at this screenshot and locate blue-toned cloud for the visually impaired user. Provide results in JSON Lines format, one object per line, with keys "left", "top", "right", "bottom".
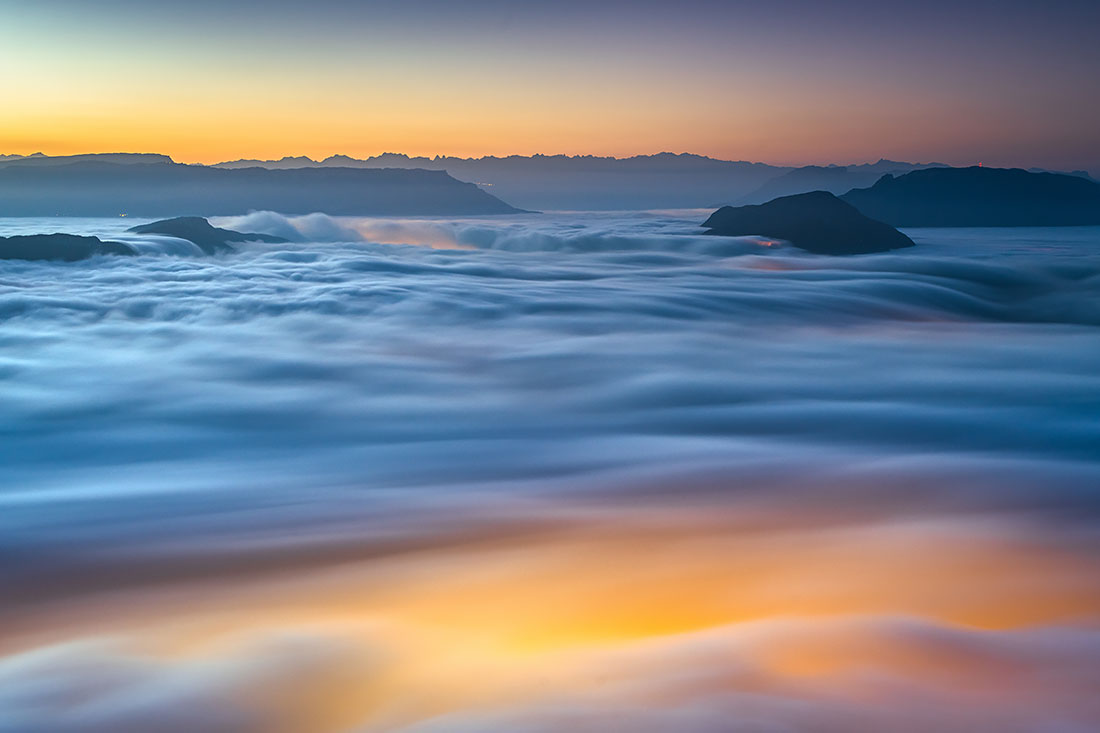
{"left": 1, "top": 213, "right": 1099, "bottom": 731}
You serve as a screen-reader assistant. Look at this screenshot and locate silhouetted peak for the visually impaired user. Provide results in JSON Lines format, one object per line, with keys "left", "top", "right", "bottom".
{"left": 128, "top": 216, "right": 287, "bottom": 254}
{"left": 323, "top": 154, "right": 368, "bottom": 164}
{"left": 703, "top": 191, "right": 914, "bottom": 255}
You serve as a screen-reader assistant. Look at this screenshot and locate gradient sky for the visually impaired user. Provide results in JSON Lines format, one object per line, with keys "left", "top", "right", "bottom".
{"left": 2, "top": 0, "right": 1098, "bottom": 170}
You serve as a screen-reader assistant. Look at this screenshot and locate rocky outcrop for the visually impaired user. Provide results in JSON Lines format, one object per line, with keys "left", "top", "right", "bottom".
{"left": 129, "top": 217, "right": 286, "bottom": 254}
{"left": 0, "top": 234, "right": 136, "bottom": 261}
{"left": 703, "top": 191, "right": 915, "bottom": 255}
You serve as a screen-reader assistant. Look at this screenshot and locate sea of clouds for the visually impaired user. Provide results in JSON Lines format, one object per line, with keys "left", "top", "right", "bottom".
{"left": 2, "top": 619, "right": 1099, "bottom": 732}
{"left": 1, "top": 212, "right": 1098, "bottom": 730}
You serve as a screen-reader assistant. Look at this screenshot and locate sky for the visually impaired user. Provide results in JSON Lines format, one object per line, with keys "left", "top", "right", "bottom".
{"left": 1, "top": 0, "right": 1099, "bottom": 170}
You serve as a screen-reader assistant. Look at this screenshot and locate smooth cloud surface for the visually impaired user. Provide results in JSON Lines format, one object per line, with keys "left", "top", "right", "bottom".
{"left": 1, "top": 212, "right": 1099, "bottom": 731}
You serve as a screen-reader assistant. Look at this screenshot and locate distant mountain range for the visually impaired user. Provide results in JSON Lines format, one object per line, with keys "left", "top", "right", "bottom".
{"left": 0, "top": 152, "right": 1096, "bottom": 221}
{"left": 0, "top": 156, "right": 519, "bottom": 217}
{"left": 0, "top": 153, "right": 172, "bottom": 167}
{"left": 213, "top": 152, "right": 786, "bottom": 210}
{"left": 207, "top": 153, "right": 961, "bottom": 210}
{"left": 207, "top": 152, "right": 1095, "bottom": 211}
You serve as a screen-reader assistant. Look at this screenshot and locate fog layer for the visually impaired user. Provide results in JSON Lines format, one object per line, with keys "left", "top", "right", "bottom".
{"left": 1, "top": 213, "right": 1098, "bottom": 731}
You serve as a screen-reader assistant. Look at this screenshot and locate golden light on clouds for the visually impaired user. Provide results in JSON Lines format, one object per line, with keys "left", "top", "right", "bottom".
{"left": 3, "top": 507, "right": 1096, "bottom": 731}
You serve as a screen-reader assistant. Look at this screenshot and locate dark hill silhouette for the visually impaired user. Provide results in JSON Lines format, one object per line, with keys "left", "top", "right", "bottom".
{"left": 0, "top": 233, "right": 136, "bottom": 261}
{"left": 737, "top": 161, "right": 948, "bottom": 204}
{"left": 129, "top": 216, "right": 287, "bottom": 254}
{"left": 841, "top": 167, "right": 1100, "bottom": 226}
{"left": 703, "top": 191, "right": 915, "bottom": 255}
{"left": 0, "top": 158, "right": 521, "bottom": 217}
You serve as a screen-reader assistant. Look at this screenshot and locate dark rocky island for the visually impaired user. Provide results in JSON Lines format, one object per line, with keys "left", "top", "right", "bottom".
{"left": 0, "top": 155, "right": 522, "bottom": 217}
{"left": 841, "top": 167, "right": 1100, "bottom": 227}
{"left": 0, "top": 233, "right": 136, "bottom": 261}
{"left": 129, "top": 216, "right": 287, "bottom": 254}
{"left": 0, "top": 217, "right": 287, "bottom": 261}
{"left": 703, "top": 191, "right": 915, "bottom": 255}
